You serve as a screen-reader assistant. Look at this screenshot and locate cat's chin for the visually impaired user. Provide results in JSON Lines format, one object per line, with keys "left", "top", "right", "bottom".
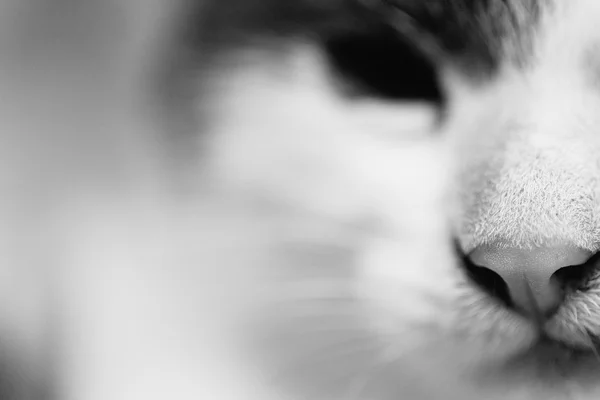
{"left": 516, "top": 338, "right": 600, "bottom": 375}
{"left": 457, "top": 336, "right": 600, "bottom": 398}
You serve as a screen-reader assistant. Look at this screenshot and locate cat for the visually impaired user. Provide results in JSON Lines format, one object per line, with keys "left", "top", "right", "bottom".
{"left": 179, "top": 0, "right": 600, "bottom": 398}
{"left": 2, "top": 0, "right": 600, "bottom": 399}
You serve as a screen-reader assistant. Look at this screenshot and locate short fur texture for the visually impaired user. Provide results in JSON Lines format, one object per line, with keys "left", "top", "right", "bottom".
{"left": 3, "top": 1, "right": 600, "bottom": 400}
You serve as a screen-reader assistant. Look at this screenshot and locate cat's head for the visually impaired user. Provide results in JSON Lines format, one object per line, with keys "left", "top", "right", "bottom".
{"left": 182, "top": 0, "right": 600, "bottom": 398}
{"left": 6, "top": 0, "right": 600, "bottom": 399}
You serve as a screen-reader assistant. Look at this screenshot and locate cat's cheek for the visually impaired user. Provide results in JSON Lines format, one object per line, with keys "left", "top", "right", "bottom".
{"left": 354, "top": 235, "right": 456, "bottom": 349}
{"left": 448, "top": 286, "right": 538, "bottom": 366}
{"left": 354, "top": 235, "right": 538, "bottom": 369}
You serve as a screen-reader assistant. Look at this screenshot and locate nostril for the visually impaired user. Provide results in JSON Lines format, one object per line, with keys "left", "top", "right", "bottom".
{"left": 553, "top": 251, "right": 600, "bottom": 291}
{"left": 468, "top": 265, "right": 513, "bottom": 307}
{"left": 455, "top": 242, "right": 512, "bottom": 307}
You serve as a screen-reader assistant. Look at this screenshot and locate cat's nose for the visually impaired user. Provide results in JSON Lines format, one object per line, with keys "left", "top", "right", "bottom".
{"left": 468, "top": 244, "right": 593, "bottom": 318}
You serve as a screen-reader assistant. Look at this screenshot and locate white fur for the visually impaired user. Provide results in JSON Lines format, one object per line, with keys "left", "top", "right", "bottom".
{"left": 5, "top": 1, "right": 600, "bottom": 399}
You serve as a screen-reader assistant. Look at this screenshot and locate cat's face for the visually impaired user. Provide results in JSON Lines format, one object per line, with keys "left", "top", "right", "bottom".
{"left": 4, "top": 0, "right": 600, "bottom": 399}
{"left": 185, "top": 0, "right": 600, "bottom": 399}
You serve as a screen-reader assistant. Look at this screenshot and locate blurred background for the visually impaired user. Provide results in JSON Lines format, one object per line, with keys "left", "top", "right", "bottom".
{"left": 0, "top": 1, "right": 189, "bottom": 399}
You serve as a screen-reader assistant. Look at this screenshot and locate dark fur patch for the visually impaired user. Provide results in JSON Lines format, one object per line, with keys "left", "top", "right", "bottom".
{"left": 185, "top": 0, "right": 401, "bottom": 60}
{"left": 385, "top": 0, "right": 541, "bottom": 68}
{"left": 181, "top": 0, "right": 541, "bottom": 74}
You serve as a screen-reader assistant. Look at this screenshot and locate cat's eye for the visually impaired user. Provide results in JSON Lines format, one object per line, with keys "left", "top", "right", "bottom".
{"left": 324, "top": 24, "right": 443, "bottom": 104}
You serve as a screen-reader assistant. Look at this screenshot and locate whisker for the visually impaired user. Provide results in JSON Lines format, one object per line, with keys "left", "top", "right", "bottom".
{"left": 583, "top": 329, "right": 600, "bottom": 364}
{"left": 268, "top": 291, "right": 357, "bottom": 303}
{"left": 343, "top": 340, "right": 425, "bottom": 400}
{"left": 263, "top": 282, "right": 357, "bottom": 301}
{"left": 266, "top": 341, "right": 384, "bottom": 385}
{"left": 343, "top": 347, "right": 394, "bottom": 400}
{"left": 265, "top": 305, "right": 363, "bottom": 319}
{"left": 309, "top": 337, "right": 381, "bottom": 358}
